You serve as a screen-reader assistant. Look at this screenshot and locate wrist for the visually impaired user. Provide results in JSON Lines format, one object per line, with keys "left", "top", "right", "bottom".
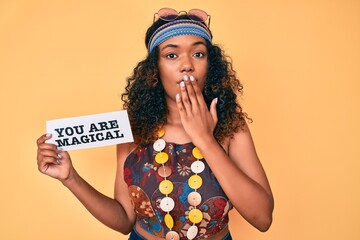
{"left": 61, "top": 168, "right": 78, "bottom": 188}
{"left": 193, "top": 134, "right": 218, "bottom": 153}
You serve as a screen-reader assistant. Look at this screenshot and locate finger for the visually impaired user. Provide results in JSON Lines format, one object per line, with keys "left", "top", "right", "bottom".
{"left": 36, "top": 133, "right": 52, "bottom": 145}
{"left": 42, "top": 150, "right": 70, "bottom": 167}
{"left": 38, "top": 142, "right": 58, "bottom": 151}
{"left": 210, "top": 98, "right": 219, "bottom": 125}
{"left": 41, "top": 156, "right": 61, "bottom": 166}
{"left": 184, "top": 76, "right": 199, "bottom": 111}
{"left": 58, "top": 150, "right": 70, "bottom": 160}
{"left": 38, "top": 160, "right": 50, "bottom": 174}
{"left": 37, "top": 143, "right": 59, "bottom": 162}
{"left": 37, "top": 144, "right": 60, "bottom": 170}
{"left": 175, "top": 93, "right": 187, "bottom": 119}
{"left": 38, "top": 153, "right": 63, "bottom": 173}
{"left": 179, "top": 81, "right": 192, "bottom": 114}
{"left": 189, "top": 76, "right": 206, "bottom": 109}
{"left": 38, "top": 149, "right": 62, "bottom": 162}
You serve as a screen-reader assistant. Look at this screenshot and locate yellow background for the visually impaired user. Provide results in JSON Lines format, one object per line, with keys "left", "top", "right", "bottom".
{"left": 1, "top": 0, "right": 359, "bottom": 239}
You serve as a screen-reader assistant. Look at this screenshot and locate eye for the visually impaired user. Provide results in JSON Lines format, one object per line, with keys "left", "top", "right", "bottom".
{"left": 193, "top": 52, "right": 205, "bottom": 58}
{"left": 166, "top": 53, "right": 177, "bottom": 59}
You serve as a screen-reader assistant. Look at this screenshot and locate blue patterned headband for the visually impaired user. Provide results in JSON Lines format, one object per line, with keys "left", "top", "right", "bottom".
{"left": 148, "top": 19, "right": 212, "bottom": 53}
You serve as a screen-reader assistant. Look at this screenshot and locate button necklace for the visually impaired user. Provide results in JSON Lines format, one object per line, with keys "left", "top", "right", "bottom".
{"left": 153, "top": 128, "right": 205, "bottom": 240}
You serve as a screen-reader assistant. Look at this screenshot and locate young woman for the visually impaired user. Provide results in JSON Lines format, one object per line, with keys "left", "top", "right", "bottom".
{"left": 36, "top": 8, "right": 274, "bottom": 240}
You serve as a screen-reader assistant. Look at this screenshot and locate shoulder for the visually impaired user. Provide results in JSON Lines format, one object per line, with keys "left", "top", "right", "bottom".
{"left": 117, "top": 142, "right": 139, "bottom": 163}
{"left": 221, "top": 123, "right": 252, "bottom": 154}
{"left": 226, "top": 123, "right": 258, "bottom": 161}
{"left": 229, "top": 123, "right": 254, "bottom": 144}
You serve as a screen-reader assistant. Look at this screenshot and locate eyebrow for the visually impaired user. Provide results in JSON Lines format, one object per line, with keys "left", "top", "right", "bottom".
{"left": 160, "top": 41, "right": 207, "bottom": 51}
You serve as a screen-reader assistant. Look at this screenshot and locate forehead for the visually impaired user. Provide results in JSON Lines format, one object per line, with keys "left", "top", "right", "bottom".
{"left": 159, "top": 35, "right": 207, "bottom": 49}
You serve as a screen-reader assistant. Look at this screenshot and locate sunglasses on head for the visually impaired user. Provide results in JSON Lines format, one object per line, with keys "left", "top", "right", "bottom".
{"left": 153, "top": 7, "right": 211, "bottom": 28}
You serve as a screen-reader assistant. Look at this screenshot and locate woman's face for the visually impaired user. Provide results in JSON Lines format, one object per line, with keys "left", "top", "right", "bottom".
{"left": 157, "top": 35, "right": 208, "bottom": 102}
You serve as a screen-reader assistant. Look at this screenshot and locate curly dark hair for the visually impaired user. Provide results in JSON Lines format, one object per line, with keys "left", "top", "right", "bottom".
{"left": 121, "top": 16, "right": 250, "bottom": 145}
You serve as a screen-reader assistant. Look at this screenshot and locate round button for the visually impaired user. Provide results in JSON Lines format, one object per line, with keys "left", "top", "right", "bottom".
{"left": 160, "top": 197, "right": 175, "bottom": 212}
{"left": 192, "top": 147, "right": 203, "bottom": 159}
{"left": 155, "top": 152, "right": 169, "bottom": 164}
{"left": 153, "top": 139, "right": 166, "bottom": 151}
{"left": 158, "top": 165, "right": 172, "bottom": 178}
{"left": 159, "top": 180, "right": 174, "bottom": 195}
{"left": 187, "top": 192, "right": 202, "bottom": 206}
{"left": 158, "top": 128, "right": 166, "bottom": 138}
{"left": 188, "top": 209, "right": 203, "bottom": 224}
{"left": 191, "top": 161, "right": 205, "bottom": 174}
{"left": 165, "top": 231, "right": 180, "bottom": 240}
{"left": 188, "top": 175, "right": 203, "bottom": 189}
{"left": 186, "top": 225, "right": 198, "bottom": 239}
{"left": 164, "top": 213, "right": 174, "bottom": 229}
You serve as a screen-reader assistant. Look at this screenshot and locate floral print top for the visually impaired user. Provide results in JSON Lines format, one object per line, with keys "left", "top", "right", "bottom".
{"left": 124, "top": 142, "right": 233, "bottom": 239}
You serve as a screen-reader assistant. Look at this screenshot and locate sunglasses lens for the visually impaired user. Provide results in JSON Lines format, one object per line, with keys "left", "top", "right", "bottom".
{"left": 188, "top": 9, "right": 208, "bottom": 22}
{"left": 157, "top": 8, "right": 179, "bottom": 21}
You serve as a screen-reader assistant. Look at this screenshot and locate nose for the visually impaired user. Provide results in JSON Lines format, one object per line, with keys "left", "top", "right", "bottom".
{"left": 180, "top": 55, "right": 194, "bottom": 73}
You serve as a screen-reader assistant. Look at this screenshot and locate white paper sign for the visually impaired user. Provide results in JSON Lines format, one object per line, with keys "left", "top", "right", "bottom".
{"left": 46, "top": 110, "right": 133, "bottom": 150}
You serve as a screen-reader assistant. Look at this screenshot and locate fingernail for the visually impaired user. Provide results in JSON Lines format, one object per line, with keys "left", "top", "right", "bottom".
{"left": 180, "top": 81, "right": 185, "bottom": 88}
{"left": 183, "top": 75, "right": 189, "bottom": 81}
{"left": 57, "top": 146, "right": 62, "bottom": 151}
{"left": 189, "top": 76, "right": 195, "bottom": 81}
{"left": 56, "top": 159, "right": 61, "bottom": 165}
{"left": 215, "top": 97, "right": 218, "bottom": 104}
{"left": 176, "top": 93, "right": 181, "bottom": 100}
{"left": 57, "top": 153, "right": 62, "bottom": 159}
{"left": 46, "top": 133, "right": 52, "bottom": 137}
